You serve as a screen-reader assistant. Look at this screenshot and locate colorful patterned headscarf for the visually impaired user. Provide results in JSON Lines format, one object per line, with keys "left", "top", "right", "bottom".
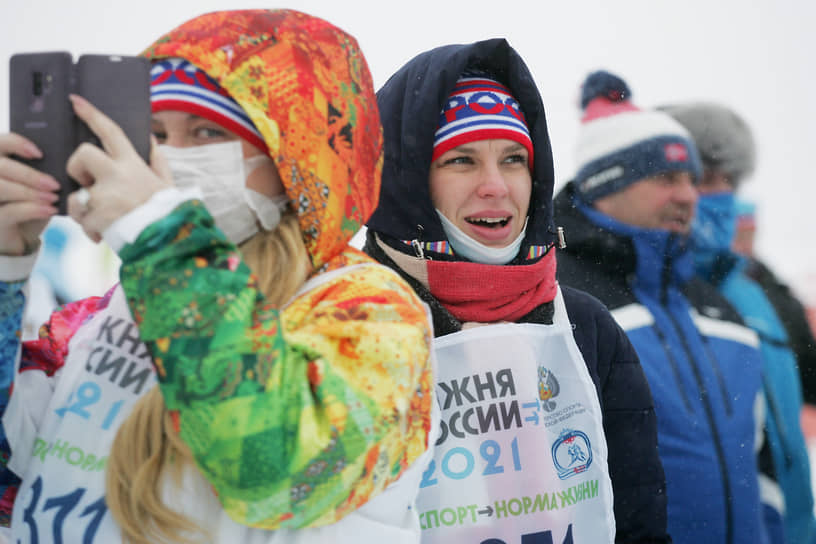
{"left": 142, "top": 9, "right": 383, "bottom": 269}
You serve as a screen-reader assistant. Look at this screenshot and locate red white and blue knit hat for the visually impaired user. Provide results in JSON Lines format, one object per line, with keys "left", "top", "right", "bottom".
{"left": 573, "top": 70, "right": 702, "bottom": 203}
{"left": 433, "top": 73, "right": 533, "bottom": 168}
{"left": 150, "top": 58, "right": 267, "bottom": 152}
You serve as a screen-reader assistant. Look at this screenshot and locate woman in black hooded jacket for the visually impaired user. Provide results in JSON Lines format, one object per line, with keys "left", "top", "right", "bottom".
{"left": 363, "top": 39, "right": 670, "bottom": 543}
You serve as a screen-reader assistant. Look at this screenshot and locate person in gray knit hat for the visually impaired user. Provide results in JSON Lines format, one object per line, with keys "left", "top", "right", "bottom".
{"left": 659, "top": 102, "right": 755, "bottom": 189}
{"left": 664, "top": 101, "right": 816, "bottom": 544}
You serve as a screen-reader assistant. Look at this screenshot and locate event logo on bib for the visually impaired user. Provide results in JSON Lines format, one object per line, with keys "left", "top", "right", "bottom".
{"left": 537, "top": 365, "right": 560, "bottom": 412}
{"left": 551, "top": 428, "right": 592, "bottom": 480}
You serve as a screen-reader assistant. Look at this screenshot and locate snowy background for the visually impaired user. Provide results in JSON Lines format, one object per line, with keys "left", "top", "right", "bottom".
{"left": 4, "top": 0, "right": 816, "bottom": 511}
{"left": 2, "top": 0, "right": 814, "bottom": 304}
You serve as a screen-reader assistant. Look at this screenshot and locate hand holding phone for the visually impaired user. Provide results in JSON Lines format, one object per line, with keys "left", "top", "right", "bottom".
{"left": 64, "top": 94, "right": 172, "bottom": 243}
{"left": 9, "top": 52, "right": 151, "bottom": 214}
{"left": 0, "top": 132, "right": 60, "bottom": 256}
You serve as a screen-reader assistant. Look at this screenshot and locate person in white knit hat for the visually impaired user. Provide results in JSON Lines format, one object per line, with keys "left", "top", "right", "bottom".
{"left": 553, "top": 70, "right": 782, "bottom": 544}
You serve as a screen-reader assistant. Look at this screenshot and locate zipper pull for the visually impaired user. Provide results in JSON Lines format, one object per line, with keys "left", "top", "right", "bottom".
{"left": 412, "top": 224, "right": 426, "bottom": 259}
{"left": 411, "top": 239, "right": 426, "bottom": 259}
{"left": 557, "top": 226, "right": 567, "bottom": 249}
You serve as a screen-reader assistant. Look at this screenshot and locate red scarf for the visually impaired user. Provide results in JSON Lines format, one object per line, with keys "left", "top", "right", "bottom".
{"left": 426, "top": 250, "right": 557, "bottom": 323}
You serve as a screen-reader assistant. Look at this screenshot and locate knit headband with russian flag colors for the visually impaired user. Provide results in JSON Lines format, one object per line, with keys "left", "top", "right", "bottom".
{"left": 150, "top": 58, "right": 267, "bottom": 152}
{"left": 573, "top": 70, "right": 702, "bottom": 203}
{"left": 433, "top": 73, "right": 533, "bottom": 168}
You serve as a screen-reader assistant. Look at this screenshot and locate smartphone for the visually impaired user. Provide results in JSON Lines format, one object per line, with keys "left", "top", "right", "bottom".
{"left": 9, "top": 52, "right": 151, "bottom": 214}
{"left": 9, "top": 52, "right": 75, "bottom": 212}
{"left": 75, "top": 54, "right": 151, "bottom": 168}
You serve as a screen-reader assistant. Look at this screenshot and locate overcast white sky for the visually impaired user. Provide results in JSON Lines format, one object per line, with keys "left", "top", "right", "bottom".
{"left": 3, "top": 0, "right": 815, "bottom": 302}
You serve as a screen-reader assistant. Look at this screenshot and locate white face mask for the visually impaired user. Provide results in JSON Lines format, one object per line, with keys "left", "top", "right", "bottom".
{"left": 160, "top": 141, "right": 289, "bottom": 245}
{"left": 436, "top": 209, "right": 528, "bottom": 265}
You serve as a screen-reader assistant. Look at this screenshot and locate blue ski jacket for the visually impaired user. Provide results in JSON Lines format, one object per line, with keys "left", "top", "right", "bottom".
{"left": 555, "top": 181, "right": 773, "bottom": 544}
{"left": 699, "top": 251, "right": 816, "bottom": 544}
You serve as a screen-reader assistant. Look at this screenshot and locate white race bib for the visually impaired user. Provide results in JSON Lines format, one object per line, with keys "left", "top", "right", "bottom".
{"left": 417, "top": 288, "right": 615, "bottom": 543}
{"left": 10, "top": 286, "right": 157, "bottom": 543}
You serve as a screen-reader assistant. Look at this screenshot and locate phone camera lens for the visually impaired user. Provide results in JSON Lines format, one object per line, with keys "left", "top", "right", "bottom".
{"left": 32, "top": 71, "right": 44, "bottom": 96}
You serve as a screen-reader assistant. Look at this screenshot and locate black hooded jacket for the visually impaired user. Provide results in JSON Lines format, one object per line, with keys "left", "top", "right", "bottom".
{"left": 745, "top": 258, "right": 816, "bottom": 404}
{"left": 364, "top": 39, "right": 670, "bottom": 543}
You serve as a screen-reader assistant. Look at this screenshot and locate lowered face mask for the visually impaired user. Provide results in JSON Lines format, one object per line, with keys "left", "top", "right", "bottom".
{"left": 159, "top": 141, "right": 289, "bottom": 245}
{"left": 436, "top": 209, "right": 527, "bottom": 265}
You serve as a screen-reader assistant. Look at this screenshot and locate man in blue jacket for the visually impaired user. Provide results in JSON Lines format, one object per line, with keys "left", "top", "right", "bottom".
{"left": 663, "top": 101, "right": 816, "bottom": 544}
{"left": 553, "top": 70, "right": 780, "bottom": 544}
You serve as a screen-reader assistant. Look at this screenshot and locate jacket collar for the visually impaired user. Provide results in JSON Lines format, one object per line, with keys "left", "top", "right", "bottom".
{"left": 555, "top": 182, "right": 693, "bottom": 296}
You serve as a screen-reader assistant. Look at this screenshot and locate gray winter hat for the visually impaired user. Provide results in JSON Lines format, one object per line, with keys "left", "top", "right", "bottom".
{"left": 658, "top": 102, "right": 756, "bottom": 186}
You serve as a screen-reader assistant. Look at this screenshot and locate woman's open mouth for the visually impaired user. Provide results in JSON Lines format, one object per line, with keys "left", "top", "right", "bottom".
{"left": 465, "top": 216, "right": 511, "bottom": 229}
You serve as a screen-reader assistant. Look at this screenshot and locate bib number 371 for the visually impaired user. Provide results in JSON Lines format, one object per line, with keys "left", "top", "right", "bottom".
{"left": 18, "top": 476, "right": 107, "bottom": 544}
